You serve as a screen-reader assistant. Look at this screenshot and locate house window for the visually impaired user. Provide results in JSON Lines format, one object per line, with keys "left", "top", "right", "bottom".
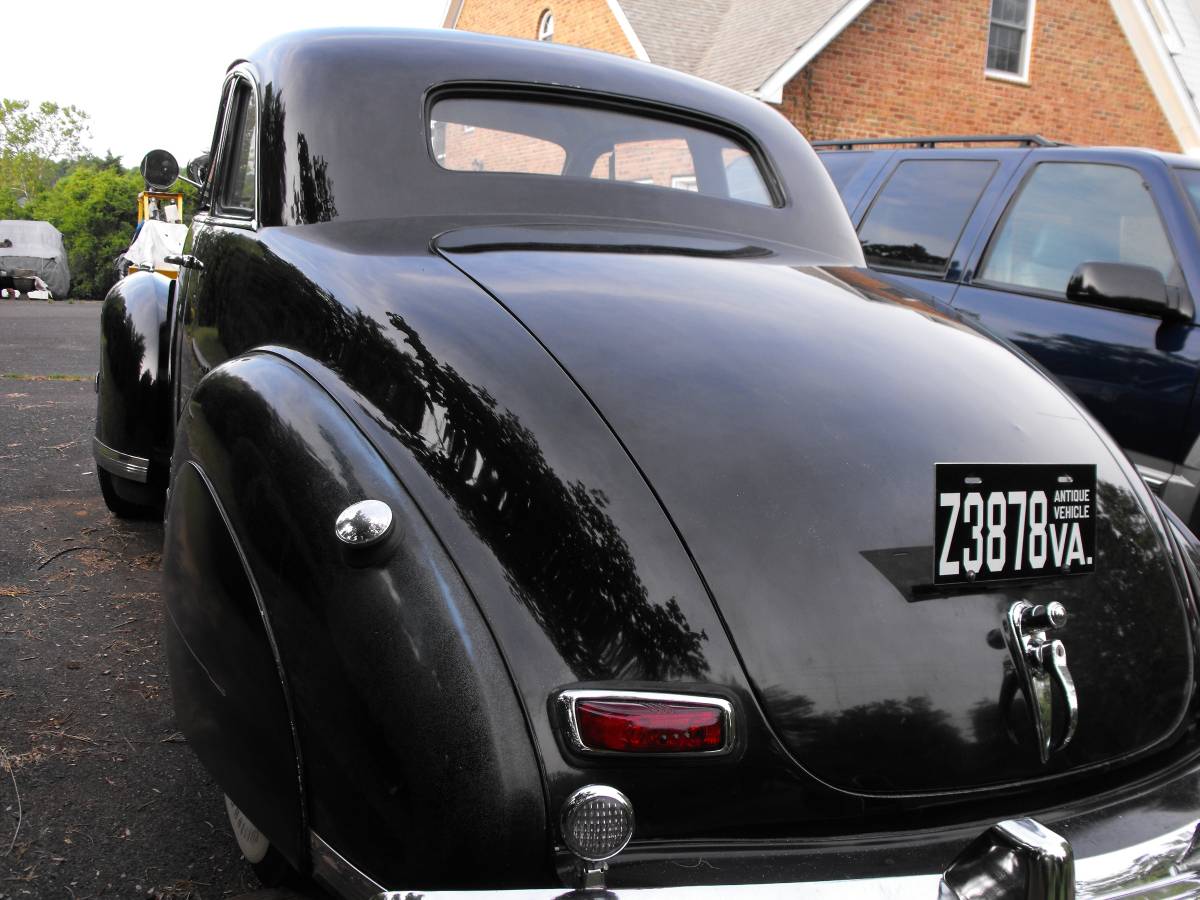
{"left": 986, "top": 0, "right": 1034, "bottom": 80}
{"left": 538, "top": 10, "right": 554, "bottom": 42}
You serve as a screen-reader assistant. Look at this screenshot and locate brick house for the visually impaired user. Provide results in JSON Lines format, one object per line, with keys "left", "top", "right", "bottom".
{"left": 443, "top": 0, "right": 1200, "bottom": 154}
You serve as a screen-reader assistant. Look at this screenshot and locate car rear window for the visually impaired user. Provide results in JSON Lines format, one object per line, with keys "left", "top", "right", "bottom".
{"left": 429, "top": 96, "right": 776, "bottom": 207}
{"left": 857, "top": 159, "right": 998, "bottom": 275}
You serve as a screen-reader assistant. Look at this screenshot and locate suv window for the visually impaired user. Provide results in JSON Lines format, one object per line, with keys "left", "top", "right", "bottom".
{"left": 218, "top": 82, "right": 257, "bottom": 216}
{"left": 1175, "top": 168, "right": 1200, "bottom": 219}
{"left": 821, "top": 152, "right": 874, "bottom": 201}
{"left": 857, "top": 159, "right": 997, "bottom": 275}
{"left": 980, "top": 163, "right": 1175, "bottom": 296}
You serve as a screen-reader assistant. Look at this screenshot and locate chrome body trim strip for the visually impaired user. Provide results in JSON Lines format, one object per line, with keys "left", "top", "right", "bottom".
{"left": 92, "top": 436, "right": 150, "bottom": 483}
{"left": 376, "top": 877, "right": 943, "bottom": 898}
{"left": 556, "top": 689, "right": 736, "bottom": 757}
{"left": 368, "top": 816, "right": 1200, "bottom": 899}
{"left": 1135, "top": 462, "right": 1169, "bottom": 489}
{"left": 311, "top": 830, "right": 385, "bottom": 900}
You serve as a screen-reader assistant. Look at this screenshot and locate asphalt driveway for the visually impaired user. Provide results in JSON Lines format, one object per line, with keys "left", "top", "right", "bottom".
{"left": 0, "top": 300, "right": 259, "bottom": 899}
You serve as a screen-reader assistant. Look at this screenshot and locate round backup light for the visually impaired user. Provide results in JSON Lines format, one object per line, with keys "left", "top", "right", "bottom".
{"left": 560, "top": 785, "right": 635, "bottom": 862}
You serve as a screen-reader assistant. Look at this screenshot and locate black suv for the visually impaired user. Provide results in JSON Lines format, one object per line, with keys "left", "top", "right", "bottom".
{"left": 816, "top": 135, "right": 1200, "bottom": 527}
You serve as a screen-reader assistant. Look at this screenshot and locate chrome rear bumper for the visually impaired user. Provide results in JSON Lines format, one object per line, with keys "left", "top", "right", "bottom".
{"left": 306, "top": 813, "right": 1200, "bottom": 900}
{"left": 314, "top": 761, "right": 1200, "bottom": 900}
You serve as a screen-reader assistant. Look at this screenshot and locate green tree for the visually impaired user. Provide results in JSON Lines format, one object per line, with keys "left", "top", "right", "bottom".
{"left": 0, "top": 99, "right": 90, "bottom": 218}
{"left": 31, "top": 165, "right": 142, "bottom": 299}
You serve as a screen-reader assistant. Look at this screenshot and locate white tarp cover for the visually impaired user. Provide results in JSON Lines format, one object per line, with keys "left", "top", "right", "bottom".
{"left": 124, "top": 221, "right": 187, "bottom": 272}
{"left": 0, "top": 220, "right": 70, "bottom": 298}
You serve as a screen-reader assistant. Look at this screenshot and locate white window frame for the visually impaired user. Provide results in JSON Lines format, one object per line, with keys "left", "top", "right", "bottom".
{"left": 537, "top": 10, "right": 555, "bottom": 42}
{"left": 985, "top": 0, "right": 1036, "bottom": 84}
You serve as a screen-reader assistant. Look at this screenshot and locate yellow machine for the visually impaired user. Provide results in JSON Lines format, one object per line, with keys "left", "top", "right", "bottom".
{"left": 120, "top": 151, "right": 188, "bottom": 280}
{"left": 136, "top": 191, "right": 184, "bottom": 226}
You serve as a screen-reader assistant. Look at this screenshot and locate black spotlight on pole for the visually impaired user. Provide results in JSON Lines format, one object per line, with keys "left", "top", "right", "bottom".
{"left": 140, "top": 149, "right": 180, "bottom": 192}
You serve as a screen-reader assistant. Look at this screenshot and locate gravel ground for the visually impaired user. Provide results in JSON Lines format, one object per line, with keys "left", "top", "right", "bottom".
{"left": 0, "top": 300, "right": 262, "bottom": 899}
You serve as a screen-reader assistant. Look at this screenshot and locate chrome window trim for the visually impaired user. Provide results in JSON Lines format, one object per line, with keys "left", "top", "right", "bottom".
{"left": 213, "top": 74, "right": 260, "bottom": 225}
{"left": 92, "top": 436, "right": 149, "bottom": 483}
{"left": 205, "top": 65, "right": 261, "bottom": 231}
{"left": 556, "top": 689, "right": 736, "bottom": 757}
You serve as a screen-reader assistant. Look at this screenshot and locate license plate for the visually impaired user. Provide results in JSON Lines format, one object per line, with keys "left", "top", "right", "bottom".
{"left": 934, "top": 463, "right": 1097, "bottom": 586}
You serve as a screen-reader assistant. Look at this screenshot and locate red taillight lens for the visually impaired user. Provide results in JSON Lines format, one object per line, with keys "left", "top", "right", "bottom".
{"left": 575, "top": 699, "right": 726, "bottom": 753}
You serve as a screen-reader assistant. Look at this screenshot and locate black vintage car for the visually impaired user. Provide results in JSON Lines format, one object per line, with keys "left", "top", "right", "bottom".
{"left": 94, "top": 29, "right": 1200, "bottom": 899}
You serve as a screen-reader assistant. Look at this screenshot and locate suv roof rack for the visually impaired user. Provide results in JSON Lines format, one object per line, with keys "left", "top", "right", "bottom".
{"left": 811, "top": 134, "right": 1062, "bottom": 150}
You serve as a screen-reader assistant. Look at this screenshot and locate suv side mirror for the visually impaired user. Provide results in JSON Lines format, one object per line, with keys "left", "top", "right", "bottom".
{"left": 1066, "top": 261, "right": 1182, "bottom": 319}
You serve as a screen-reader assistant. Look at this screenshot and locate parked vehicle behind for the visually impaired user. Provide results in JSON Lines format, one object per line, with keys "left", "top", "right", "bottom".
{"left": 816, "top": 136, "right": 1200, "bottom": 528}
{"left": 93, "top": 34, "right": 1200, "bottom": 899}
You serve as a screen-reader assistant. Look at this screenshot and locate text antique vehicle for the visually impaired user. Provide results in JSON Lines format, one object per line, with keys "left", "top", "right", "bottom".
{"left": 93, "top": 29, "right": 1200, "bottom": 899}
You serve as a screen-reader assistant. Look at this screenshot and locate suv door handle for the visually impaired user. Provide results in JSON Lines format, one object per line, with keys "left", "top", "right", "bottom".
{"left": 165, "top": 254, "right": 204, "bottom": 271}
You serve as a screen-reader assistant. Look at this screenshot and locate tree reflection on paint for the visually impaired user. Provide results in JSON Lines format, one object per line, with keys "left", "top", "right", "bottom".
{"left": 187, "top": 226, "right": 709, "bottom": 682}
{"left": 291, "top": 133, "right": 338, "bottom": 224}
{"left": 372, "top": 309, "right": 709, "bottom": 681}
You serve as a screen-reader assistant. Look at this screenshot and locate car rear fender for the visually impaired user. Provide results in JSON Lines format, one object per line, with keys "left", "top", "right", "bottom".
{"left": 94, "top": 270, "right": 173, "bottom": 503}
{"left": 164, "top": 349, "right": 547, "bottom": 887}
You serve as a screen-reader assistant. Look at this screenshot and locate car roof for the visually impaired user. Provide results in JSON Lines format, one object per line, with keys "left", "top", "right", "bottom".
{"left": 242, "top": 28, "right": 787, "bottom": 141}
{"left": 214, "top": 28, "right": 860, "bottom": 260}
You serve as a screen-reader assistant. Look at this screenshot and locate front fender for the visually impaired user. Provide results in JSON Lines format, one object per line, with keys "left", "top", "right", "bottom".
{"left": 94, "top": 271, "right": 172, "bottom": 496}
{"left": 164, "top": 349, "right": 547, "bottom": 887}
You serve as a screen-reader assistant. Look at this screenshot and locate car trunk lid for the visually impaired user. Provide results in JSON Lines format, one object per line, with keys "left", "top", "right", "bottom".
{"left": 437, "top": 225, "right": 1195, "bottom": 794}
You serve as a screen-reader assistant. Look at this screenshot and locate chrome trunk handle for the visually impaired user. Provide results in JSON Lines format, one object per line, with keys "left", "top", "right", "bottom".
{"left": 1002, "top": 600, "right": 1078, "bottom": 764}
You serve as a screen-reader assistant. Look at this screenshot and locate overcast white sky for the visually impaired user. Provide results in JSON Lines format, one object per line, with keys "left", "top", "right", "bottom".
{"left": 6, "top": 0, "right": 449, "bottom": 168}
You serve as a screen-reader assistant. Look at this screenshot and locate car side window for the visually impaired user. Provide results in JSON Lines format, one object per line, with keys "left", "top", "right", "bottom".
{"left": 217, "top": 82, "right": 257, "bottom": 218}
{"left": 979, "top": 162, "right": 1176, "bottom": 296}
{"left": 857, "top": 159, "right": 998, "bottom": 276}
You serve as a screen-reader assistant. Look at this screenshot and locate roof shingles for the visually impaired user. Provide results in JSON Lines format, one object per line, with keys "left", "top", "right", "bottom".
{"left": 618, "top": 0, "right": 856, "bottom": 93}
